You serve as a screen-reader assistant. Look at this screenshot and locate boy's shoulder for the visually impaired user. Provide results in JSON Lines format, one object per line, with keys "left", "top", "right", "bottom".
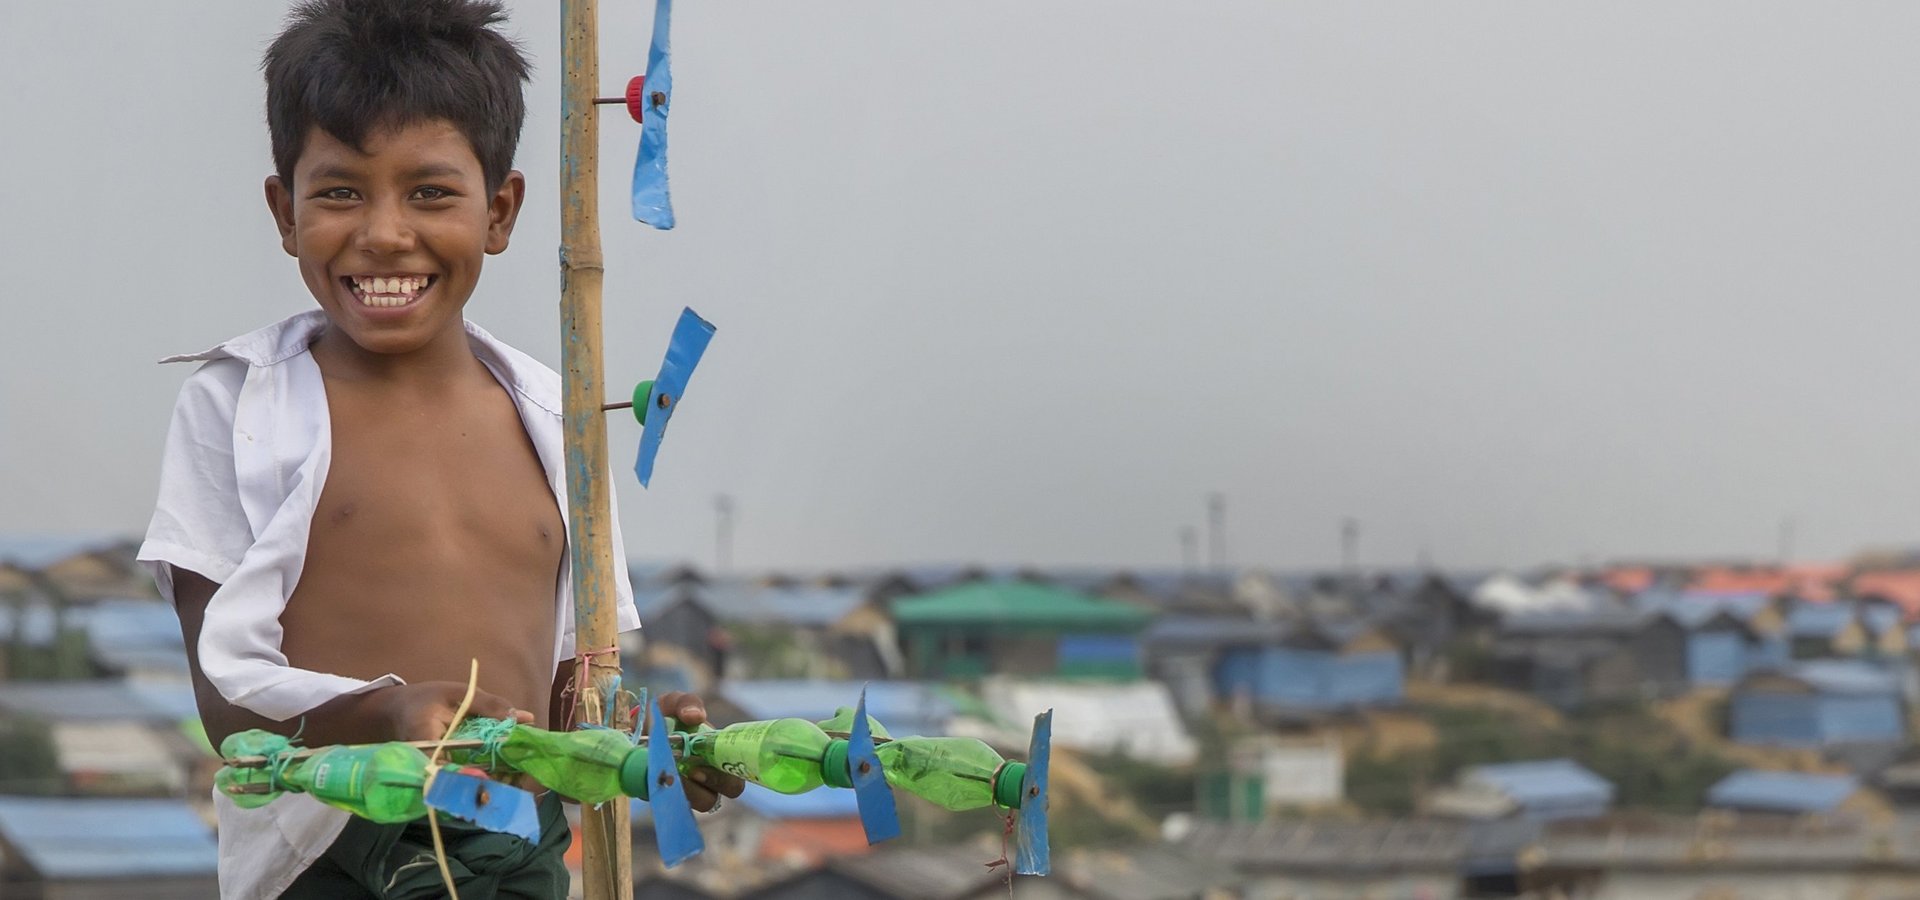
{"left": 160, "top": 312, "right": 563, "bottom": 417}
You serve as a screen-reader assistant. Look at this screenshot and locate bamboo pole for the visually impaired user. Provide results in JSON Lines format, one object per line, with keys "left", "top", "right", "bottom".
{"left": 559, "top": 2, "right": 633, "bottom": 898}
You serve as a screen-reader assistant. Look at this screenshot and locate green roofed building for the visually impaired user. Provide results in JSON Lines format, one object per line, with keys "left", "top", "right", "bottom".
{"left": 892, "top": 580, "right": 1152, "bottom": 680}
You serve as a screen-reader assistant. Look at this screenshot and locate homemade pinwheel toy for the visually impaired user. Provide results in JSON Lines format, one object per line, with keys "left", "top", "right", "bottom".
{"left": 219, "top": 2, "right": 1053, "bottom": 895}
{"left": 216, "top": 692, "right": 1056, "bottom": 873}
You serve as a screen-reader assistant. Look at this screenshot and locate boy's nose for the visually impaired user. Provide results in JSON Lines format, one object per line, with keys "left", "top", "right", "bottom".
{"left": 355, "top": 202, "right": 416, "bottom": 254}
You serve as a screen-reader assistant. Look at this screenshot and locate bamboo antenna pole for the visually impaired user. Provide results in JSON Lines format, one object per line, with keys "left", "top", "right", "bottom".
{"left": 559, "top": 2, "right": 633, "bottom": 898}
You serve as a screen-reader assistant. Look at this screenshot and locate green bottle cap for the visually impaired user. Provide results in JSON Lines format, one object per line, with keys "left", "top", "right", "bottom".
{"left": 618, "top": 746, "right": 651, "bottom": 801}
{"left": 820, "top": 739, "right": 853, "bottom": 789}
{"left": 993, "top": 761, "right": 1028, "bottom": 810}
{"left": 631, "top": 380, "right": 656, "bottom": 426}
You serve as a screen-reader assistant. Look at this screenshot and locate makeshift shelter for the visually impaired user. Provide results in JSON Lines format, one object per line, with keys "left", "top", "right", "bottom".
{"left": 1729, "top": 661, "right": 1906, "bottom": 749}
{"left": 0, "top": 797, "right": 217, "bottom": 899}
{"left": 893, "top": 581, "right": 1150, "bottom": 680}
{"left": 1438, "top": 759, "right": 1616, "bottom": 823}
{"left": 1707, "top": 770, "right": 1865, "bottom": 817}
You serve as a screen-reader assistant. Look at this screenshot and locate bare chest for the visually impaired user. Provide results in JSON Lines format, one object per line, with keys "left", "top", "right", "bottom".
{"left": 282, "top": 375, "right": 564, "bottom": 688}
{"left": 321, "top": 387, "right": 560, "bottom": 546}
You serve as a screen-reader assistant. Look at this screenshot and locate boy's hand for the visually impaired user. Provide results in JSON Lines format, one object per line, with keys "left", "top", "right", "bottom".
{"left": 374, "top": 682, "right": 533, "bottom": 743}
{"left": 652, "top": 691, "right": 745, "bottom": 812}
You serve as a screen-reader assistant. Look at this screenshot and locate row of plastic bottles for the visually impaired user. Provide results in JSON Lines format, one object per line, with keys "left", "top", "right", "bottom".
{"left": 215, "top": 708, "right": 1029, "bottom": 824}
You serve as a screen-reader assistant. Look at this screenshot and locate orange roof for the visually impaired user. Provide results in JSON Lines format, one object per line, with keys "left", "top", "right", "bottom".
{"left": 758, "top": 818, "right": 872, "bottom": 866}
{"left": 1850, "top": 570, "right": 1920, "bottom": 621}
{"left": 1687, "top": 565, "right": 1841, "bottom": 602}
{"left": 1599, "top": 567, "right": 1655, "bottom": 594}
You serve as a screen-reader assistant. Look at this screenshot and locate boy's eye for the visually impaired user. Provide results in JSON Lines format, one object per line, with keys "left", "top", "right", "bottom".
{"left": 317, "top": 187, "right": 357, "bottom": 202}
{"left": 413, "top": 186, "right": 453, "bottom": 201}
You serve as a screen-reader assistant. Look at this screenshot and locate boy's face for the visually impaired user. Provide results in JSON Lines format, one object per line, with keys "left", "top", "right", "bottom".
{"left": 265, "top": 119, "right": 524, "bottom": 359}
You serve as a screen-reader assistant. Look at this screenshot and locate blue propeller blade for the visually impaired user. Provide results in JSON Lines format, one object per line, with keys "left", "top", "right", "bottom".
{"left": 645, "top": 698, "right": 705, "bottom": 867}
{"left": 634, "top": 307, "right": 715, "bottom": 487}
{"left": 847, "top": 687, "right": 901, "bottom": 844}
{"left": 1014, "top": 709, "right": 1052, "bottom": 876}
{"left": 630, "top": 0, "right": 675, "bottom": 228}
{"left": 424, "top": 769, "right": 542, "bottom": 844}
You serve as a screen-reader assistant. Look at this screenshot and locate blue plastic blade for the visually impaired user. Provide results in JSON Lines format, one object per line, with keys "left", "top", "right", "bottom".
{"left": 847, "top": 687, "right": 901, "bottom": 844}
{"left": 634, "top": 308, "right": 716, "bottom": 487}
{"left": 1014, "top": 709, "right": 1052, "bottom": 876}
{"left": 630, "top": 0, "right": 675, "bottom": 228}
{"left": 424, "top": 769, "right": 541, "bottom": 844}
{"left": 645, "top": 698, "right": 705, "bottom": 867}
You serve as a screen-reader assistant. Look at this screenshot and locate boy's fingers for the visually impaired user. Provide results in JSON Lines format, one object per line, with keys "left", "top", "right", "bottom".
{"left": 655, "top": 691, "right": 708, "bottom": 726}
{"left": 463, "top": 691, "right": 521, "bottom": 723}
{"left": 689, "top": 766, "right": 745, "bottom": 800}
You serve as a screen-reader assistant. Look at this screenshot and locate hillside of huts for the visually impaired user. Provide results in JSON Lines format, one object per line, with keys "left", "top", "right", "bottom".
{"left": 21, "top": 539, "right": 1920, "bottom": 895}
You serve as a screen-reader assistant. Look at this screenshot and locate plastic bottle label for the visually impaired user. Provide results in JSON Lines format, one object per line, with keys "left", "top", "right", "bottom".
{"left": 710, "top": 721, "right": 778, "bottom": 780}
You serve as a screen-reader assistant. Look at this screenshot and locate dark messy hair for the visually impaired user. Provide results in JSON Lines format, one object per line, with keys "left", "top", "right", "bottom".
{"left": 263, "top": 0, "right": 531, "bottom": 192}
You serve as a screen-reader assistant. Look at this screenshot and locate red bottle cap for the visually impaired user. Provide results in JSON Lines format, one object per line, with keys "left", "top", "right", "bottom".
{"left": 624, "top": 75, "right": 648, "bottom": 124}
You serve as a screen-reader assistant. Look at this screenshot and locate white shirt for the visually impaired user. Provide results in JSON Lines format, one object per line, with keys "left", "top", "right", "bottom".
{"left": 137, "top": 310, "right": 641, "bottom": 899}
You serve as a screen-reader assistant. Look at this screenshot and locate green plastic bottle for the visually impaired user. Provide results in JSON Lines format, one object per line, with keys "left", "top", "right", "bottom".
{"left": 814, "top": 706, "right": 891, "bottom": 740}
{"left": 452, "top": 720, "right": 646, "bottom": 805}
{"left": 216, "top": 730, "right": 291, "bottom": 809}
{"left": 681, "top": 718, "right": 832, "bottom": 794}
{"left": 281, "top": 743, "right": 432, "bottom": 823}
{"left": 823, "top": 736, "right": 1028, "bottom": 811}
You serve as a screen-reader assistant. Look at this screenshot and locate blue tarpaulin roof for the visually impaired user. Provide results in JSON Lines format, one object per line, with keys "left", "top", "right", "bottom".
{"left": 718, "top": 680, "right": 955, "bottom": 738}
{"left": 1707, "top": 770, "right": 1859, "bottom": 814}
{"left": 1466, "top": 759, "right": 1615, "bottom": 813}
{"left": 0, "top": 797, "right": 216, "bottom": 879}
{"left": 734, "top": 783, "right": 860, "bottom": 819}
{"left": 697, "top": 583, "right": 869, "bottom": 627}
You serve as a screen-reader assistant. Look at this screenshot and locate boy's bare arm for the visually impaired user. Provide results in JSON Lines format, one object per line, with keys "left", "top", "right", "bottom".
{"left": 172, "top": 567, "right": 530, "bottom": 749}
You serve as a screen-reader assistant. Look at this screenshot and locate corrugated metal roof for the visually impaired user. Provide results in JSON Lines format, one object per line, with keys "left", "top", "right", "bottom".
{"left": 1465, "top": 759, "right": 1615, "bottom": 811}
{"left": 1175, "top": 818, "right": 1470, "bottom": 870}
{"left": 1499, "top": 608, "right": 1651, "bottom": 636}
{"left": 1141, "top": 615, "right": 1282, "bottom": 647}
{"left": 1637, "top": 590, "right": 1770, "bottom": 629}
{"left": 633, "top": 585, "right": 690, "bottom": 620}
{"left": 1762, "top": 660, "right": 1903, "bottom": 696}
{"left": 893, "top": 581, "right": 1151, "bottom": 629}
{"left": 696, "top": 583, "right": 869, "bottom": 627}
{"left": 1863, "top": 605, "right": 1903, "bottom": 635}
{"left": 0, "top": 797, "right": 216, "bottom": 879}
{"left": 1708, "top": 770, "right": 1859, "bottom": 814}
{"left": 0, "top": 680, "right": 197, "bottom": 723}
{"left": 717, "top": 680, "right": 955, "bottom": 737}
{"left": 1787, "top": 601, "right": 1854, "bottom": 638}
{"left": 0, "top": 535, "right": 122, "bottom": 571}
{"left": 733, "top": 783, "right": 859, "bottom": 820}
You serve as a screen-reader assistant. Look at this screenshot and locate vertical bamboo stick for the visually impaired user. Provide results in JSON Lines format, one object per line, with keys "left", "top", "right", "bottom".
{"left": 559, "top": 2, "right": 633, "bottom": 898}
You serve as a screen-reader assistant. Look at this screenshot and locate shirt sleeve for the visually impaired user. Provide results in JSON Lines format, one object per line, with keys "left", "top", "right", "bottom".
{"left": 138, "top": 356, "right": 405, "bottom": 721}
{"left": 137, "top": 358, "right": 253, "bottom": 600}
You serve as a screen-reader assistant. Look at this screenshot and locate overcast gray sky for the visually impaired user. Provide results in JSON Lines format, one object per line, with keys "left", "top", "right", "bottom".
{"left": 5, "top": 2, "right": 1920, "bottom": 573}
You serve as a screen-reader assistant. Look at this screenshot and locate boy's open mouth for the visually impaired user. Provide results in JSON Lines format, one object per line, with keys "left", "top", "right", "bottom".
{"left": 343, "top": 274, "right": 436, "bottom": 309}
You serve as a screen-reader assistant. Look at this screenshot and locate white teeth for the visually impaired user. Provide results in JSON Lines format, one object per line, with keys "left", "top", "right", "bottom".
{"left": 349, "top": 275, "right": 430, "bottom": 307}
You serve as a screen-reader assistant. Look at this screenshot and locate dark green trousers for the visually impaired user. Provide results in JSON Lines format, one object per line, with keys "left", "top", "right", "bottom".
{"left": 280, "top": 793, "right": 570, "bottom": 899}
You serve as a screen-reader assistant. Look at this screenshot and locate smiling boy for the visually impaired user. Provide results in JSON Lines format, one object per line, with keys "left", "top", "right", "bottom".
{"left": 136, "top": 2, "right": 740, "bottom": 897}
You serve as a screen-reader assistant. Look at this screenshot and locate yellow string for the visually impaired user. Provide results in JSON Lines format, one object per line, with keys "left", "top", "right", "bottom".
{"left": 421, "top": 659, "right": 481, "bottom": 900}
